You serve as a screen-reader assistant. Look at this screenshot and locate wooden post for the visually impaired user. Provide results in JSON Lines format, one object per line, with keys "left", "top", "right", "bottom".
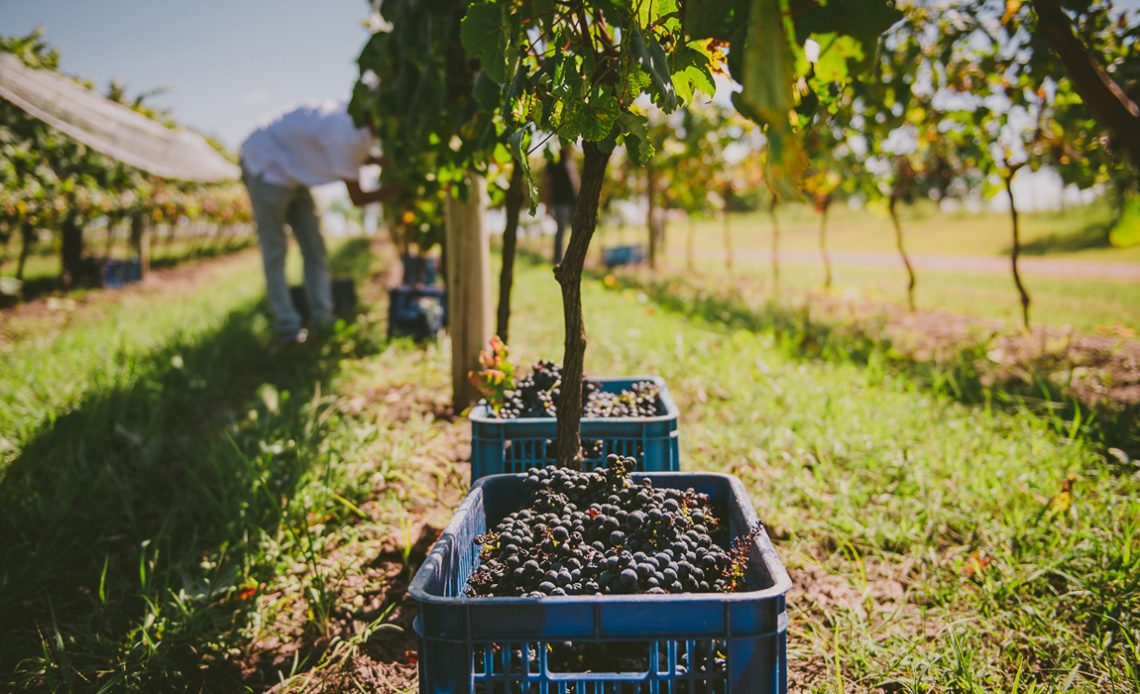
{"left": 445, "top": 172, "right": 491, "bottom": 411}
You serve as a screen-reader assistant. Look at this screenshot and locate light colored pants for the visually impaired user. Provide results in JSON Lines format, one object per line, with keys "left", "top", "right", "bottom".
{"left": 242, "top": 168, "right": 334, "bottom": 337}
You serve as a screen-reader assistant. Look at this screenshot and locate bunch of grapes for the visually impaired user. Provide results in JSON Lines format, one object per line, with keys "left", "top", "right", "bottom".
{"left": 491, "top": 361, "right": 662, "bottom": 420}
{"left": 582, "top": 380, "right": 661, "bottom": 418}
{"left": 465, "top": 456, "right": 760, "bottom": 598}
{"left": 497, "top": 360, "right": 562, "bottom": 418}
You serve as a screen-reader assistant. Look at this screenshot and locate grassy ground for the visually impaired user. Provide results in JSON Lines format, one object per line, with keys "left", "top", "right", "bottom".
{"left": 589, "top": 200, "right": 1140, "bottom": 333}
{"left": 610, "top": 198, "right": 1140, "bottom": 263}
{"left": 653, "top": 260, "right": 1140, "bottom": 335}
{"left": 1, "top": 238, "right": 1136, "bottom": 692}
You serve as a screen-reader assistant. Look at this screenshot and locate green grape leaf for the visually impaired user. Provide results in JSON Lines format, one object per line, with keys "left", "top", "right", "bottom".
{"left": 622, "top": 131, "right": 655, "bottom": 166}
{"left": 792, "top": 0, "right": 902, "bottom": 71}
{"left": 461, "top": 3, "right": 510, "bottom": 85}
{"left": 566, "top": 86, "right": 621, "bottom": 142}
{"left": 632, "top": 30, "right": 678, "bottom": 111}
{"left": 810, "top": 33, "right": 864, "bottom": 83}
{"left": 618, "top": 112, "right": 650, "bottom": 146}
{"left": 670, "top": 42, "right": 717, "bottom": 104}
{"left": 473, "top": 71, "right": 501, "bottom": 112}
{"left": 729, "top": 0, "right": 794, "bottom": 129}
{"left": 638, "top": 0, "right": 679, "bottom": 27}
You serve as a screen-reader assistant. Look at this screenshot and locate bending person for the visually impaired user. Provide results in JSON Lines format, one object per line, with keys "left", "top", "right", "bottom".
{"left": 240, "top": 100, "right": 398, "bottom": 344}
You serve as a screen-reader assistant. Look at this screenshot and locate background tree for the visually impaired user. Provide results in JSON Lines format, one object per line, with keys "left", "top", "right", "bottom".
{"left": 1029, "top": 0, "right": 1140, "bottom": 171}
{"left": 935, "top": 0, "right": 1128, "bottom": 327}
{"left": 461, "top": 0, "right": 901, "bottom": 465}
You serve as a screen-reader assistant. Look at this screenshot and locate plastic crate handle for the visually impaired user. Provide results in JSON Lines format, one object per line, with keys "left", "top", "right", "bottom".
{"left": 540, "top": 641, "right": 659, "bottom": 681}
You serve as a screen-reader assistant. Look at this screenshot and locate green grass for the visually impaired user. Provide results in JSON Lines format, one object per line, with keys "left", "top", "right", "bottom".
{"left": 606, "top": 197, "right": 1140, "bottom": 263}
{"left": 1, "top": 237, "right": 1136, "bottom": 691}
{"left": 670, "top": 260, "right": 1140, "bottom": 334}
{"left": 504, "top": 256, "right": 1138, "bottom": 691}
{"left": 589, "top": 199, "right": 1140, "bottom": 333}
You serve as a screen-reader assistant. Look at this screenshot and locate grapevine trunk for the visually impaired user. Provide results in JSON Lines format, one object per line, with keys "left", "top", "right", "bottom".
{"left": 554, "top": 142, "right": 611, "bottom": 468}
{"left": 1004, "top": 174, "right": 1031, "bottom": 328}
{"left": 496, "top": 162, "right": 524, "bottom": 342}
{"left": 889, "top": 195, "right": 916, "bottom": 312}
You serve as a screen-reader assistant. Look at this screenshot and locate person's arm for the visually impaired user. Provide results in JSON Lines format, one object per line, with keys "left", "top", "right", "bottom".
{"left": 344, "top": 179, "right": 403, "bottom": 207}
{"left": 363, "top": 153, "right": 393, "bottom": 168}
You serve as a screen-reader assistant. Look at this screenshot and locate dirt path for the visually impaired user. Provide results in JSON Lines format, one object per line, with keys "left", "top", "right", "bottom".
{"left": 692, "top": 248, "right": 1140, "bottom": 281}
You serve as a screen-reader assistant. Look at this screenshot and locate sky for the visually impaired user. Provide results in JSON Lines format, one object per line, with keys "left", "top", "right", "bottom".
{"left": 0, "top": 0, "right": 371, "bottom": 149}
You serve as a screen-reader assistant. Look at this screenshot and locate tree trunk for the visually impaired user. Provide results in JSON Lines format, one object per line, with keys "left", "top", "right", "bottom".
{"left": 1004, "top": 175, "right": 1031, "bottom": 329}
{"left": 554, "top": 142, "right": 611, "bottom": 468}
{"left": 1031, "top": 0, "right": 1140, "bottom": 170}
{"left": 131, "top": 212, "right": 150, "bottom": 278}
{"left": 445, "top": 173, "right": 491, "bottom": 411}
{"left": 686, "top": 215, "right": 695, "bottom": 271}
{"left": 16, "top": 221, "right": 33, "bottom": 281}
{"left": 723, "top": 210, "right": 733, "bottom": 273}
{"left": 888, "top": 195, "right": 916, "bottom": 312}
{"left": 61, "top": 211, "right": 84, "bottom": 289}
{"left": 768, "top": 197, "right": 780, "bottom": 298}
{"left": 819, "top": 203, "right": 833, "bottom": 290}
{"left": 0, "top": 224, "right": 10, "bottom": 277}
{"left": 496, "top": 161, "right": 524, "bottom": 342}
{"left": 646, "top": 161, "right": 657, "bottom": 270}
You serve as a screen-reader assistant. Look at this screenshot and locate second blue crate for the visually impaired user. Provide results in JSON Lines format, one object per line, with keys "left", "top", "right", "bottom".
{"left": 388, "top": 285, "right": 447, "bottom": 342}
{"left": 602, "top": 244, "right": 647, "bottom": 267}
{"left": 468, "top": 376, "right": 679, "bottom": 481}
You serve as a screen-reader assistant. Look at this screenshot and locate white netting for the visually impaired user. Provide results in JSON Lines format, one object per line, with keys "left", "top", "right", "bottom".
{"left": 0, "top": 53, "right": 239, "bottom": 182}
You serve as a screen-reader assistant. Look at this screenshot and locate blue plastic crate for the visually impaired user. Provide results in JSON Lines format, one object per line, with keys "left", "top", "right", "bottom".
{"left": 469, "top": 376, "right": 680, "bottom": 482}
{"left": 100, "top": 258, "right": 141, "bottom": 288}
{"left": 389, "top": 285, "right": 447, "bottom": 342}
{"left": 602, "top": 244, "right": 647, "bottom": 267}
{"left": 410, "top": 471, "right": 791, "bottom": 693}
{"left": 401, "top": 254, "right": 440, "bottom": 286}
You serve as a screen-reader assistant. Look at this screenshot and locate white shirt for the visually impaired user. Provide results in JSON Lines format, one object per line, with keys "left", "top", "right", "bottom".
{"left": 240, "top": 101, "right": 372, "bottom": 188}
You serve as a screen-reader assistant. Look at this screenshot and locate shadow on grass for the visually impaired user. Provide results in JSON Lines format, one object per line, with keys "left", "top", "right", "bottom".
{"left": 0, "top": 238, "right": 385, "bottom": 690}
{"left": 1012, "top": 221, "right": 1112, "bottom": 256}
{"left": 519, "top": 246, "right": 1137, "bottom": 456}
